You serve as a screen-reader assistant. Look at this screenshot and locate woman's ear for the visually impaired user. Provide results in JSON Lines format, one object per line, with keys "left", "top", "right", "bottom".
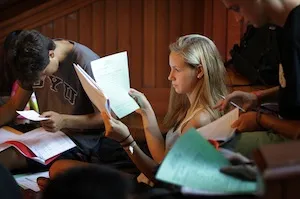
{"left": 49, "top": 50, "right": 55, "bottom": 59}
{"left": 197, "top": 66, "right": 204, "bottom": 79}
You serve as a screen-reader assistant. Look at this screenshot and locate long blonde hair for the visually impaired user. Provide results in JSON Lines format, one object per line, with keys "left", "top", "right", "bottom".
{"left": 164, "top": 34, "right": 228, "bottom": 130}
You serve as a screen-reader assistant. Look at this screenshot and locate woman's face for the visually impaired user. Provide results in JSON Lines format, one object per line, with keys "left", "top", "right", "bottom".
{"left": 168, "top": 51, "right": 200, "bottom": 95}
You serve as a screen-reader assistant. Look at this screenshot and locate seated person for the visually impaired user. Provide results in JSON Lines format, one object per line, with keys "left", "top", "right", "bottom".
{"left": 50, "top": 34, "right": 229, "bottom": 184}
{"left": 0, "top": 163, "right": 22, "bottom": 199}
{"left": 215, "top": 0, "right": 300, "bottom": 158}
{"left": 41, "top": 164, "right": 132, "bottom": 199}
{"left": 0, "top": 30, "right": 104, "bottom": 172}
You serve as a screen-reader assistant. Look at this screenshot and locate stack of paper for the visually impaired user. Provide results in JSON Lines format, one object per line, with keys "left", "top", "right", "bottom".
{"left": 74, "top": 51, "right": 139, "bottom": 118}
{"left": 0, "top": 127, "right": 76, "bottom": 165}
{"left": 196, "top": 108, "right": 239, "bottom": 142}
{"left": 14, "top": 171, "right": 49, "bottom": 192}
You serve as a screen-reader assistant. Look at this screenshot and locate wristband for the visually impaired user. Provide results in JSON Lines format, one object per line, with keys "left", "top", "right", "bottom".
{"left": 119, "top": 134, "right": 130, "bottom": 143}
{"left": 122, "top": 140, "right": 136, "bottom": 154}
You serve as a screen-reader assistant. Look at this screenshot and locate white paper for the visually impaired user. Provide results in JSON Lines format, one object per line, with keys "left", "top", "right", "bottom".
{"left": 0, "top": 127, "right": 76, "bottom": 164}
{"left": 0, "top": 128, "right": 19, "bottom": 143}
{"left": 0, "top": 128, "right": 20, "bottom": 152}
{"left": 15, "top": 171, "right": 49, "bottom": 192}
{"left": 16, "top": 110, "right": 49, "bottom": 121}
{"left": 74, "top": 63, "right": 111, "bottom": 117}
{"left": 90, "top": 52, "right": 139, "bottom": 118}
{"left": 197, "top": 108, "right": 239, "bottom": 141}
{"left": 17, "top": 128, "right": 76, "bottom": 162}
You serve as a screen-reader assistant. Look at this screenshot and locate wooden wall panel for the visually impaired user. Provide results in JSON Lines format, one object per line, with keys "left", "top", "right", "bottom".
{"left": 105, "top": 0, "right": 117, "bottom": 55}
{"left": 143, "top": 0, "right": 156, "bottom": 88}
{"left": 156, "top": 0, "right": 169, "bottom": 88}
{"left": 182, "top": 0, "right": 196, "bottom": 35}
{"left": 169, "top": 0, "right": 182, "bottom": 43}
{"left": 92, "top": 0, "right": 105, "bottom": 56}
{"left": 66, "top": 12, "right": 79, "bottom": 42}
{"left": 79, "top": 5, "right": 93, "bottom": 48}
{"left": 0, "top": 0, "right": 243, "bottom": 116}
{"left": 212, "top": 0, "right": 228, "bottom": 61}
{"left": 53, "top": 17, "right": 66, "bottom": 39}
{"left": 129, "top": 0, "right": 143, "bottom": 89}
{"left": 204, "top": 0, "right": 244, "bottom": 61}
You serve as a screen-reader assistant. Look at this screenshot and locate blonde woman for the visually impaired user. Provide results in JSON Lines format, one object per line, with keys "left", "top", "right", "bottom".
{"left": 48, "top": 34, "right": 228, "bottom": 186}
{"left": 101, "top": 34, "right": 228, "bottom": 183}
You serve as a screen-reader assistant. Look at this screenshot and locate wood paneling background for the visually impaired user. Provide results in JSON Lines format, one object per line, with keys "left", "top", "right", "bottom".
{"left": 0, "top": 0, "right": 244, "bottom": 117}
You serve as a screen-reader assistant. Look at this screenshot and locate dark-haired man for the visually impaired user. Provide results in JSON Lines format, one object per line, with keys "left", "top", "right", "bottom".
{"left": 0, "top": 30, "right": 104, "bottom": 171}
{"left": 215, "top": 0, "right": 300, "bottom": 157}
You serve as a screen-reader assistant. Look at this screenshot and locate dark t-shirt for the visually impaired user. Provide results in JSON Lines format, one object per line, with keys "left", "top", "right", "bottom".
{"left": 278, "top": 5, "right": 300, "bottom": 120}
{"left": 19, "top": 40, "right": 102, "bottom": 154}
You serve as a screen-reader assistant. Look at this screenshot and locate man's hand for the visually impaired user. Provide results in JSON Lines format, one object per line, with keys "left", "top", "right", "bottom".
{"left": 219, "top": 148, "right": 257, "bottom": 181}
{"left": 214, "top": 91, "right": 258, "bottom": 112}
{"left": 40, "top": 111, "right": 65, "bottom": 132}
{"left": 231, "top": 111, "right": 261, "bottom": 132}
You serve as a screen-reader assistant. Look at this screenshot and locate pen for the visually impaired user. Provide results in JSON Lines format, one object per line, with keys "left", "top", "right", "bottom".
{"left": 219, "top": 94, "right": 246, "bottom": 112}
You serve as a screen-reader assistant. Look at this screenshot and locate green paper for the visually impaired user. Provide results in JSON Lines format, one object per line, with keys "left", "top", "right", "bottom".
{"left": 156, "top": 128, "right": 257, "bottom": 194}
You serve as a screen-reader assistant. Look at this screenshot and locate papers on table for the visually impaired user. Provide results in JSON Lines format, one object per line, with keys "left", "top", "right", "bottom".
{"left": 74, "top": 51, "right": 139, "bottom": 119}
{"left": 197, "top": 108, "right": 239, "bottom": 141}
{"left": 14, "top": 171, "right": 49, "bottom": 192}
{"left": 0, "top": 127, "right": 76, "bottom": 165}
{"left": 156, "top": 128, "right": 258, "bottom": 195}
{"left": 16, "top": 110, "right": 49, "bottom": 121}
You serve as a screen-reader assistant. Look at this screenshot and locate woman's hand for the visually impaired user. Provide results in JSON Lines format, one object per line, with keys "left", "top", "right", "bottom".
{"left": 101, "top": 111, "right": 131, "bottom": 142}
{"left": 129, "top": 88, "right": 152, "bottom": 115}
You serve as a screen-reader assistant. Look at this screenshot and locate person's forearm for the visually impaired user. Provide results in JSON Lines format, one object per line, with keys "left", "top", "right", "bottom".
{"left": 0, "top": 101, "right": 19, "bottom": 126}
{"left": 61, "top": 113, "right": 103, "bottom": 130}
{"left": 260, "top": 113, "right": 300, "bottom": 139}
{"left": 122, "top": 136, "right": 158, "bottom": 183}
{"left": 0, "top": 87, "right": 32, "bottom": 126}
{"left": 142, "top": 109, "right": 165, "bottom": 163}
{"left": 257, "top": 86, "right": 279, "bottom": 104}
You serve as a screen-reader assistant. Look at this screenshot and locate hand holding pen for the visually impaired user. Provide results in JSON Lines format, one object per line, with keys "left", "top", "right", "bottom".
{"left": 214, "top": 91, "right": 264, "bottom": 133}
{"left": 218, "top": 94, "right": 246, "bottom": 112}
{"left": 214, "top": 91, "right": 258, "bottom": 112}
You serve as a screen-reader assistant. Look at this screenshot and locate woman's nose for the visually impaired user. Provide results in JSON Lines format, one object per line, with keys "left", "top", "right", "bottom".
{"left": 168, "top": 71, "right": 174, "bottom": 81}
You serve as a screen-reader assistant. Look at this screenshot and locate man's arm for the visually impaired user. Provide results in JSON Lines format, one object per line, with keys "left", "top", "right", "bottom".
{"left": 40, "top": 111, "right": 104, "bottom": 132}
{"left": 0, "top": 87, "right": 32, "bottom": 126}
{"left": 61, "top": 112, "right": 103, "bottom": 129}
{"left": 255, "top": 86, "right": 280, "bottom": 104}
{"left": 260, "top": 113, "right": 300, "bottom": 139}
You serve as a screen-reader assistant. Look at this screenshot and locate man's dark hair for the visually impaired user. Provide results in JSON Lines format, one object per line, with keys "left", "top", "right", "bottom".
{"left": 7, "top": 30, "right": 56, "bottom": 84}
{"left": 41, "top": 165, "right": 131, "bottom": 199}
{"left": 4, "top": 30, "right": 23, "bottom": 51}
{"left": 0, "top": 30, "right": 22, "bottom": 95}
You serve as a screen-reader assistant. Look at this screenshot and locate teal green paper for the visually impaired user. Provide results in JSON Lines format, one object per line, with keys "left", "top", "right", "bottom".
{"left": 156, "top": 128, "right": 257, "bottom": 194}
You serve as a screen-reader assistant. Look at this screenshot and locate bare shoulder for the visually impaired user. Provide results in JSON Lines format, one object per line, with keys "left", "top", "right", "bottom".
{"left": 181, "top": 110, "right": 212, "bottom": 133}
{"left": 192, "top": 110, "right": 212, "bottom": 128}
